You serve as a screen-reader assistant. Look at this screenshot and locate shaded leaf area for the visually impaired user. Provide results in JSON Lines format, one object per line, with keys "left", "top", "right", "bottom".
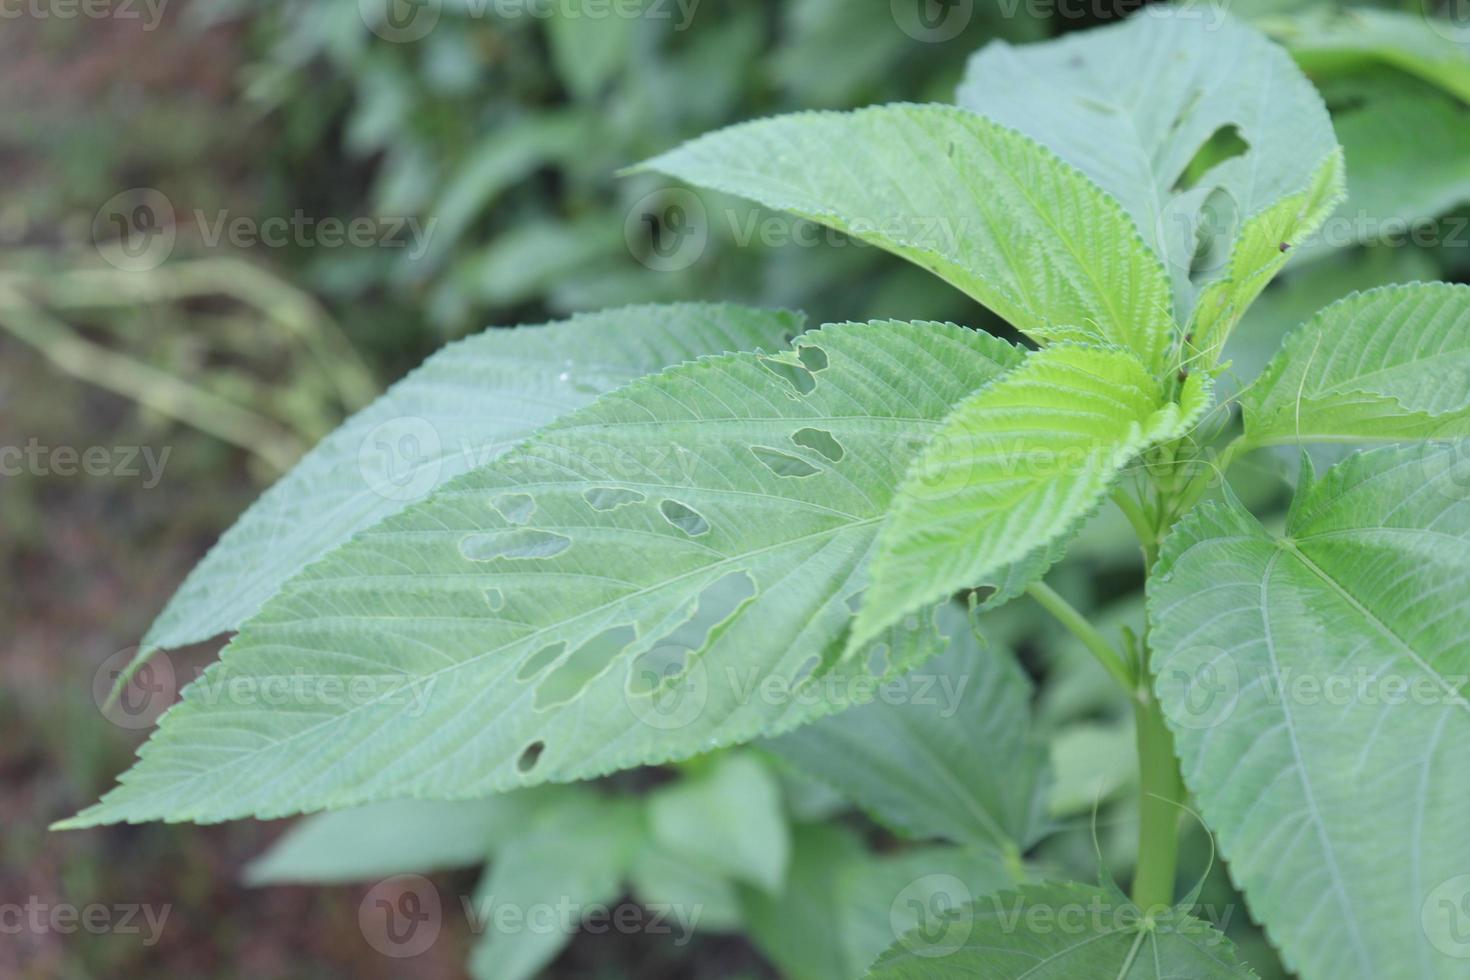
{"left": 866, "top": 881, "right": 1257, "bottom": 978}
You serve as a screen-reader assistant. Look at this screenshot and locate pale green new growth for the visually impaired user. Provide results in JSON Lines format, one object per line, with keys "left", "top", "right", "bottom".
{"left": 1243, "top": 283, "right": 1470, "bottom": 444}
{"left": 637, "top": 103, "right": 1176, "bottom": 368}
{"left": 1149, "top": 445, "right": 1470, "bottom": 978}
{"left": 855, "top": 344, "right": 1209, "bottom": 649}
{"left": 865, "top": 881, "right": 1258, "bottom": 978}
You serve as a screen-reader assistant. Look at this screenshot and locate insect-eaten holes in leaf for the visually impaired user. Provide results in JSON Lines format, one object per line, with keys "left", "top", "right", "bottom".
{"left": 516, "top": 641, "right": 566, "bottom": 683}
{"left": 584, "top": 486, "right": 646, "bottom": 511}
{"left": 796, "top": 344, "right": 828, "bottom": 372}
{"left": 484, "top": 588, "right": 505, "bottom": 612}
{"left": 792, "top": 427, "right": 844, "bottom": 462}
{"left": 534, "top": 624, "right": 637, "bottom": 710}
{"left": 750, "top": 446, "right": 821, "bottom": 478}
{"left": 491, "top": 492, "right": 536, "bottom": 525}
{"left": 628, "top": 571, "right": 756, "bottom": 696}
{"left": 659, "top": 499, "right": 709, "bottom": 537}
{"left": 460, "top": 529, "right": 571, "bottom": 561}
{"left": 517, "top": 740, "right": 546, "bottom": 774}
{"left": 757, "top": 355, "right": 816, "bottom": 396}
{"left": 1173, "top": 123, "right": 1249, "bottom": 193}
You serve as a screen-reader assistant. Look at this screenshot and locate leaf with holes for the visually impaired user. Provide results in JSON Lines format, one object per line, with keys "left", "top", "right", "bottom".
{"left": 58, "top": 321, "right": 1027, "bottom": 827}
{"left": 1148, "top": 444, "right": 1470, "bottom": 977}
{"left": 124, "top": 303, "right": 801, "bottom": 680}
{"left": 959, "top": 4, "right": 1340, "bottom": 332}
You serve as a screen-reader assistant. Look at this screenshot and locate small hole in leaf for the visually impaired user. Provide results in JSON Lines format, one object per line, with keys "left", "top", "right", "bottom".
{"left": 751, "top": 446, "right": 821, "bottom": 478}
{"left": 485, "top": 588, "right": 505, "bottom": 612}
{"left": 844, "top": 590, "right": 865, "bottom": 614}
{"left": 492, "top": 492, "right": 536, "bottom": 525}
{"left": 796, "top": 344, "right": 828, "bottom": 372}
{"left": 461, "top": 529, "right": 571, "bottom": 561}
{"left": 516, "top": 642, "right": 565, "bottom": 682}
{"left": 535, "top": 625, "right": 637, "bottom": 709}
{"left": 584, "top": 486, "right": 646, "bottom": 511}
{"left": 1174, "top": 123, "right": 1249, "bottom": 193}
{"left": 792, "top": 427, "right": 844, "bottom": 462}
{"left": 659, "top": 499, "right": 710, "bottom": 537}
{"left": 629, "top": 572, "right": 756, "bottom": 695}
{"left": 758, "top": 355, "right": 816, "bottom": 396}
{"left": 517, "top": 741, "right": 545, "bottom": 773}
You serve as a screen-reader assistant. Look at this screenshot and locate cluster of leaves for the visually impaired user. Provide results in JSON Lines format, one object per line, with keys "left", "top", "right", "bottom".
{"left": 56, "top": 3, "right": 1470, "bottom": 979}
{"left": 205, "top": 0, "right": 1047, "bottom": 339}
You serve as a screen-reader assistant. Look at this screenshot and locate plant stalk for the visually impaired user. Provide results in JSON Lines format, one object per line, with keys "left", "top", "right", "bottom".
{"left": 1130, "top": 645, "right": 1187, "bottom": 912}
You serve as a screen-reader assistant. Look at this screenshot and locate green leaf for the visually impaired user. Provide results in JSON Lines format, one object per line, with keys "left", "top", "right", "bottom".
{"left": 1047, "top": 720, "right": 1135, "bottom": 819}
{"left": 647, "top": 753, "right": 790, "bottom": 894}
{"left": 1290, "top": 87, "right": 1470, "bottom": 265}
{"left": 244, "top": 792, "right": 549, "bottom": 885}
{"left": 465, "top": 790, "right": 644, "bottom": 980}
{"left": 959, "top": 5, "right": 1339, "bottom": 328}
{"left": 838, "top": 846, "right": 1017, "bottom": 977}
{"left": 766, "top": 603, "right": 1049, "bottom": 851}
{"left": 628, "top": 842, "right": 743, "bottom": 933}
{"left": 1258, "top": 7, "right": 1470, "bottom": 104}
{"left": 1148, "top": 443, "right": 1470, "bottom": 978}
{"left": 130, "top": 303, "right": 799, "bottom": 668}
{"left": 60, "top": 321, "right": 1023, "bottom": 828}
{"left": 741, "top": 825, "right": 1015, "bottom": 980}
{"left": 636, "top": 104, "right": 1175, "bottom": 366}
{"left": 1242, "top": 283, "right": 1470, "bottom": 445}
{"left": 866, "top": 881, "right": 1259, "bottom": 978}
{"left": 855, "top": 344, "right": 1210, "bottom": 650}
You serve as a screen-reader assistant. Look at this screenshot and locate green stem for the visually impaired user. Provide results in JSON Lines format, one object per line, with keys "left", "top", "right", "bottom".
{"left": 1131, "top": 686, "right": 1186, "bottom": 911}
{"left": 1025, "top": 582, "right": 1134, "bottom": 693}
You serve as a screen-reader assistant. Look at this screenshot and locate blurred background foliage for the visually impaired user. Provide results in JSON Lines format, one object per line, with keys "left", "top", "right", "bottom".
{"left": 2, "top": 0, "right": 1468, "bottom": 976}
